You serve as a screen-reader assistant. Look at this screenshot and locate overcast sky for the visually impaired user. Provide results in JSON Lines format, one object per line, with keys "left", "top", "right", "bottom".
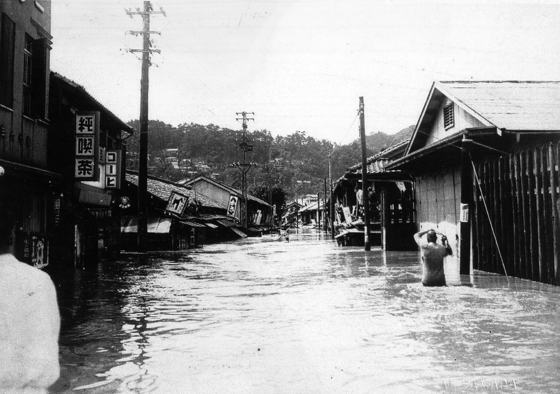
{"left": 51, "top": 0, "right": 560, "bottom": 145}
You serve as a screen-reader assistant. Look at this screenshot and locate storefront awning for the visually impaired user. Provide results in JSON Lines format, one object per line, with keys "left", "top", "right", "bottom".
{"left": 121, "top": 216, "right": 172, "bottom": 234}
{"left": 230, "top": 227, "right": 247, "bottom": 238}
{"left": 180, "top": 220, "right": 206, "bottom": 228}
{"left": 217, "top": 219, "right": 236, "bottom": 227}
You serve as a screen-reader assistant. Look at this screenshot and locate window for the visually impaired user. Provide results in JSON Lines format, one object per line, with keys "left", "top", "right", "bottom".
{"left": 0, "top": 13, "right": 16, "bottom": 108}
{"left": 31, "top": 38, "right": 48, "bottom": 119}
{"left": 443, "top": 103, "right": 454, "bottom": 129}
{"left": 22, "top": 34, "right": 48, "bottom": 118}
{"left": 22, "top": 34, "right": 33, "bottom": 116}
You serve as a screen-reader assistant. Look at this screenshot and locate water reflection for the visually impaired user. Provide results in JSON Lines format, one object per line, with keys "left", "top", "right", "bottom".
{"left": 50, "top": 231, "right": 560, "bottom": 394}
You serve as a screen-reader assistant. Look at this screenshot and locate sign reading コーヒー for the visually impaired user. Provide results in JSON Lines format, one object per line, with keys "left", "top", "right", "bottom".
{"left": 105, "top": 150, "right": 122, "bottom": 189}
{"left": 75, "top": 112, "right": 100, "bottom": 181}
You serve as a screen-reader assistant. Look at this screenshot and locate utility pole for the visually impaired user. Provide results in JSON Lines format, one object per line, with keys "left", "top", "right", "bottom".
{"left": 329, "top": 154, "right": 335, "bottom": 238}
{"left": 234, "top": 112, "right": 255, "bottom": 229}
{"left": 126, "top": 1, "right": 165, "bottom": 253}
{"left": 323, "top": 177, "right": 327, "bottom": 232}
{"left": 359, "top": 97, "right": 372, "bottom": 251}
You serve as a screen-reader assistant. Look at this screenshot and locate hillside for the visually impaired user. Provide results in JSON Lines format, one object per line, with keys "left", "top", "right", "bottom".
{"left": 125, "top": 120, "right": 414, "bottom": 203}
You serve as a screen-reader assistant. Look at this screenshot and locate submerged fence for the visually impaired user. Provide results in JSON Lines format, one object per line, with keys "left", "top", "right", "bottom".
{"left": 473, "top": 142, "right": 560, "bottom": 286}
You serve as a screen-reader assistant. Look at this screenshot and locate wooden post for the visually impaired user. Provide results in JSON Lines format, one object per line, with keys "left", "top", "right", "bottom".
{"left": 534, "top": 147, "right": 545, "bottom": 282}
{"left": 541, "top": 146, "right": 553, "bottom": 284}
{"left": 519, "top": 152, "right": 531, "bottom": 279}
{"left": 513, "top": 153, "right": 524, "bottom": 277}
{"left": 359, "top": 97, "right": 372, "bottom": 251}
{"left": 525, "top": 151, "right": 537, "bottom": 280}
{"left": 496, "top": 158, "right": 505, "bottom": 274}
{"left": 549, "top": 143, "right": 560, "bottom": 285}
{"left": 500, "top": 157, "right": 513, "bottom": 277}
{"left": 459, "top": 139, "right": 473, "bottom": 275}
{"left": 473, "top": 162, "right": 481, "bottom": 271}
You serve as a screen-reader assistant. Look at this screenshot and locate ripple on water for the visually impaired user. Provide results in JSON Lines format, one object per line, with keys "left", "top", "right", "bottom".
{"left": 52, "top": 232, "right": 560, "bottom": 394}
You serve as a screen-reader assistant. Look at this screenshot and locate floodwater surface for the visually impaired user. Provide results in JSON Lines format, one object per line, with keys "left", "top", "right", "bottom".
{"left": 50, "top": 230, "right": 560, "bottom": 393}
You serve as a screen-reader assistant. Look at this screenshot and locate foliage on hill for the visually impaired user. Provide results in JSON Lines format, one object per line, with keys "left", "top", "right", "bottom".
{"left": 125, "top": 120, "right": 414, "bottom": 202}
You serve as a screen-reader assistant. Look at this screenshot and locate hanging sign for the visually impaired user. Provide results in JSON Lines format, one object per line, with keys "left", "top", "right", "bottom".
{"left": 105, "top": 150, "right": 122, "bottom": 189}
{"left": 460, "top": 203, "right": 469, "bottom": 222}
{"left": 227, "top": 195, "right": 239, "bottom": 218}
{"left": 74, "top": 111, "right": 100, "bottom": 181}
{"left": 166, "top": 191, "right": 189, "bottom": 216}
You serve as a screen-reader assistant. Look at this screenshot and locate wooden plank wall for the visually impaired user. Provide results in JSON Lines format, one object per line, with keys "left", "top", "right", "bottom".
{"left": 473, "top": 142, "right": 560, "bottom": 285}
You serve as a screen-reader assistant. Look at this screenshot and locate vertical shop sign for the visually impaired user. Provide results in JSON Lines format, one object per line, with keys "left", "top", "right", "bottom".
{"left": 227, "top": 195, "right": 239, "bottom": 218}
{"left": 105, "top": 150, "right": 122, "bottom": 189}
{"left": 54, "top": 198, "right": 61, "bottom": 227}
{"left": 75, "top": 111, "right": 99, "bottom": 181}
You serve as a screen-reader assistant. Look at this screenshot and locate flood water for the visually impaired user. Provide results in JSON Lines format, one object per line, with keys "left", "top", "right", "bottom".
{"left": 49, "top": 230, "right": 560, "bottom": 394}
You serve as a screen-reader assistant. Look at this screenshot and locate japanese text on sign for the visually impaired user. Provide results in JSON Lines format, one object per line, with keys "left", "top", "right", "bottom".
{"left": 105, "top": 150, "right": 121, "bottom": 189}
{"left": 74, "top": 112, "right": 99, "bottom": 180}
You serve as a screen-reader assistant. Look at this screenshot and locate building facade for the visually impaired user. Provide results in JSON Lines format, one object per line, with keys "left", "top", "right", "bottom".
{"left": 0, "top": 0, "right": 57, "bottom": 268}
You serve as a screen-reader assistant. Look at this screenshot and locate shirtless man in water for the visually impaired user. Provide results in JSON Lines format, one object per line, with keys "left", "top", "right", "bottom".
{"left": 414, "top": 229, "right": 452, "bottom": 286}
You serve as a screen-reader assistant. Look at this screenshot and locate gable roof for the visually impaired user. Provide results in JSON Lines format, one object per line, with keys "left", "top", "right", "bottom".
{"left": 182, "top": 175, "right": 272, "bottom": 207}
{"left": 126, "top": 172, "right": 222, "bottom": 209}
{"left": 407, "top": 80, "right": 560, "bottom": 154}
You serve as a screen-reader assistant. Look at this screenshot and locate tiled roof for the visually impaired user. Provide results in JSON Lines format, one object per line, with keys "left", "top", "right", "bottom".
{"left": 348, "top": 139, "right": 409, "bottom": 173}
{"left": 126, "top": 173, "right": 222, "bottom": 209}
{"left": 437, "top": 81, "right": 560, "bottom": 131}
{"left": 184, "top": 175, "right": 272, "bottom": 207}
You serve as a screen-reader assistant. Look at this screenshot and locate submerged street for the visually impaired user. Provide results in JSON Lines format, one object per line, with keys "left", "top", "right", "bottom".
{"left": 50, "top": 230, "right": 560, "bottom": 394}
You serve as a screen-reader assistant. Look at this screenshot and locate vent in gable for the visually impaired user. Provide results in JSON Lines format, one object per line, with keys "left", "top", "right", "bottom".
{"left": 443, "top": 104, "right": 454, "bottom": 129}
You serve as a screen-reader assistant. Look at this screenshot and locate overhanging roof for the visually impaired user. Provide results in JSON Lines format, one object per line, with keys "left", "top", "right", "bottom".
{"left": 406, "top": 81, "right": 560, "bottom": 155}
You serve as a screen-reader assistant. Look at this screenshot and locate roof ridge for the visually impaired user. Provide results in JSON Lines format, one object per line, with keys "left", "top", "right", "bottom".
{"left": 439, "top": 80, "right": 560, "bottom": 84}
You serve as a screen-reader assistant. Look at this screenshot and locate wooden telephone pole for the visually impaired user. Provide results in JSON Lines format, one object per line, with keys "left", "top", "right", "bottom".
{"left": 126, "top": 1, "right": 165, "bottom": 252}
{"left": 359, "top": 97, "right": 372, "bottom": 251}
{"left": 234, "top": 112, "right": 255, "bottom": 229}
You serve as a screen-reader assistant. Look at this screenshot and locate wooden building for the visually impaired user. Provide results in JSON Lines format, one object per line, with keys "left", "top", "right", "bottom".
{"left": 181, "top": 175, "right": 274, "bottom": 236}
{"left": 387, "top": 81, "right": 560, "bottom": 285}
{"left": 333, "top": 139, "right": 417, "bottom": 250}
{"left": 48, "top": 72, "right": 133, "bottom": 268}
{"left": 121, "top": 172, "right": 226, "bottom": 251}
{"left": 282, "top": 200, "right": 302, "bottom": 228}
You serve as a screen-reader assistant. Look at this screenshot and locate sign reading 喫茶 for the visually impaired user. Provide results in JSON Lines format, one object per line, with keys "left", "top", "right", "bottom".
{"left": 74, "top": 112, "right": 100, "bottom": 181}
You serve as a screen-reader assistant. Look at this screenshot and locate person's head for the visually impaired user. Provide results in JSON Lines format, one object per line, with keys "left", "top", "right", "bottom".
{"left": 0, "top": 203, "right": 15, "bottom": 253}
{"left": 426, "top": 230, "right": 437, "bottom": 243}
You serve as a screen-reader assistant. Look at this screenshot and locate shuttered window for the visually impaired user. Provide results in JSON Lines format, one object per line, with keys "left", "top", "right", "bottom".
{"left": 0, "top": 13, "right": 16, "bottom": 108}
{"left": 23, "top": 34, "right": 33, "bottom": 116}
{"left": 443, "top": 103, "right": 454, "bottom": 129}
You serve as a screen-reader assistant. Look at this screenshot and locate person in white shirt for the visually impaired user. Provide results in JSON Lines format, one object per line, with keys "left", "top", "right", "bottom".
{"left": 0, "top": 204, "right": 60, "bottom": 393}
